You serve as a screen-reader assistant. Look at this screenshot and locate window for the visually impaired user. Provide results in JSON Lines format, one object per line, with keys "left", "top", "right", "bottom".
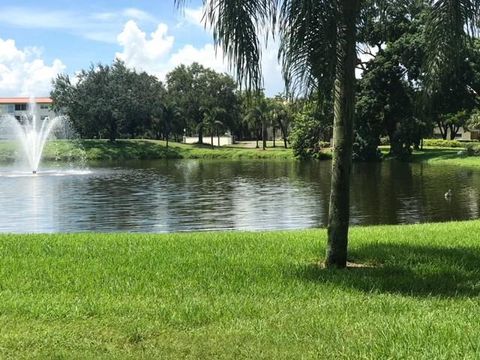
{"left": 40, "top": 104, "right": 50, "bottom": 110}
{"left": 15, "top": 104, "right": 27, "bottom": 111}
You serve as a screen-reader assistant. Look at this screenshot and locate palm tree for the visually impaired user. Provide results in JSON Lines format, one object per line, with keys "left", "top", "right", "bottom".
{"left": 201, "top": 106, "right": 227, "bottom": 149}
{"left": 244, "top": 106, "right": 262, "bottom": 148}
{"left": 174, "top": 0, "right": 355, "bottom": 267}
{"left": 244, "top": 99, "right": 269, "bottom": 150}
{"left": 425, "top": 0, "right": 480, "bottom": 136}
{"left": 161, "top": 102, "right": 180, "bottom": 148}
{"left": 175, "top": 0, "right": 479, "bottom": 268}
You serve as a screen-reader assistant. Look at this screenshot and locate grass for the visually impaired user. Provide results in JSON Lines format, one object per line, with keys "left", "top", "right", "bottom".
{"left": 1, "top": 221, "right": 480, "bottom": 358}
{"left": 378, "top": 145, "right": 480, "bottom": 168}
{"left": 0, "top": 139, "right": 297, "bottom": 162}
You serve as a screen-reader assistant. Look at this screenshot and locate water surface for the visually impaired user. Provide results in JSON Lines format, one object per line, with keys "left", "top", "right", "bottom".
{"left": 0, "top": 160, "right": 478, "bottom": 233}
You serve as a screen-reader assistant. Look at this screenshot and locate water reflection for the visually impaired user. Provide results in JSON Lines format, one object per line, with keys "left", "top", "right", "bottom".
{"left": 0, "top": 159, "right": 478, "bottom": 233}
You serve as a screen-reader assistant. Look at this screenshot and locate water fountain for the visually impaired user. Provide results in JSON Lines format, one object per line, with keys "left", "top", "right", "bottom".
{"left": 0, "top": 100, "right": 88, "bottom": 176}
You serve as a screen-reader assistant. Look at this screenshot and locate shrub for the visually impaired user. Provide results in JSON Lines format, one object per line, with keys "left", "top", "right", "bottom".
{"left": 422, "top": 139, "right": 464, "bottom": 148}
{"left": 465, "top": 143, "right": 480, "bottom": 156}
{"left": 290, "top": 113, "right": 331, "bottom": 160}
{"left": 319, "top": 141, "right": 331, "bottom": 149}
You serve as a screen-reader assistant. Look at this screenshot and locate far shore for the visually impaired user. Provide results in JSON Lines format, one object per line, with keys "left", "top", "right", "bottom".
{"left": 1, "top": 139, "right": 480, "bottom": 165}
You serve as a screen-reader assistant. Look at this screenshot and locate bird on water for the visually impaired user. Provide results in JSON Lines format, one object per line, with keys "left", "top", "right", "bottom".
{"left": 444, "top": 189, "right": 452, "bottom": 199}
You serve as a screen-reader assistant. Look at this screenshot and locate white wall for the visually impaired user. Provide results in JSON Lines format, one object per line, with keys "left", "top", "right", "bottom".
{"left": 184, "top": 136, "right": 234, "bottom": 146}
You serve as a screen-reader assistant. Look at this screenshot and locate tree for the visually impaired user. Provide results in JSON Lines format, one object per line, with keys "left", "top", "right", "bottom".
{"left": 172, "top": 0, "right": 357, "bottom": 267}
{"left": 270, "top": 95, "right": 294, "bottom": 149}
{"left": 52, "top": 60, "right": 166, "bottom": 142}
{"left": 244, "top": 104, "right": 264, "bottom": 149}
{"left": 166, "top": 63, "right": 239, "bottom": 144}
{"left": 176, "top": 0, "right": 479, "bottom": 268}
{"left": 244, "top": 95, "right": 270, "bottom": 150}
{"left": 425, "top": 0, "right": 480, "bottom": 140}
{"left": 201, "top": 106, "right": 227, "bottom": 148}
{"left": 290, "top": 100, "right": 332, "bottom": 159}
{"left": 162, "top": 102, "right": 181, "bottom": 148}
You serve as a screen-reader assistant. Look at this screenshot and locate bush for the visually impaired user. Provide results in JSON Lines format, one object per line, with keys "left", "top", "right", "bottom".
{"left": 380, "top": 137, "right": 390, "bottom": 146}
{"left": 290, "top": 112, "right": 331, "bottom": 160}
{"left": 319, "top": 141, "right": 331, "bottom": 149}
{"left": 422, "top": 139, "right": 464, "bottom": 148}
{"left": 465, "top": 143, "right": 480, "bottom": 156}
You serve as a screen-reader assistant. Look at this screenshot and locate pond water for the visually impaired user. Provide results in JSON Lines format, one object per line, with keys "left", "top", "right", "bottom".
{"left": 0, "top": 160, "right": 478, "bottom": 233}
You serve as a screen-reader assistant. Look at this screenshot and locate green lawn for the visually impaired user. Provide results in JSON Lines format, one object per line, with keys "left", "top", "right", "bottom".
{"left": 0, "top": 139, "right": 297, "bottom": 162}
{"left": 1, "top": 221, "right": 480, "bottom": 358}
{"left": 411, "top": 147, "right": 480, "bottom": 167}
{"left": 380, "top": 145, "right": 480, "bottom": 168}
{"left": 4, "top": 138, "right": 480, "bottom": 165}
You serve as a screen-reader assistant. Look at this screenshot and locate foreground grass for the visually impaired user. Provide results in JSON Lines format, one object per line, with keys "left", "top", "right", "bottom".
{"left": 0, "top": 139, "right": 296, "bottom": 162}
{"left": 1, "top": 221, "right": 480, "bottom": 358}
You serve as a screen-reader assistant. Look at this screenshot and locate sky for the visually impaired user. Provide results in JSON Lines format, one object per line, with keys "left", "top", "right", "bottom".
{"left": 0, "top": 0, "right": 285, "bottom": 97}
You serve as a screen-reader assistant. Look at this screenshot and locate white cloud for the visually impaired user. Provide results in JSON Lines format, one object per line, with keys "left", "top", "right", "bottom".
{"left": 183, "top": 7, "right": 204, "bottom": 27}
{"left": 168, "top": 44, "right": 228, "bottom": 74}
{"left": 122, "top": 8, "right": 156, "bottom": 23}
{"left": 116, "top": 20, "right": 175, "bottom": 77}
{"left": 116, "top": 20, "right": 285, "bottom": 95}
{"left": 0, "top": 38, "right": 65, "bottom": 97}
{"left": 0, "top": 6, "right": 157, "bottom": 44}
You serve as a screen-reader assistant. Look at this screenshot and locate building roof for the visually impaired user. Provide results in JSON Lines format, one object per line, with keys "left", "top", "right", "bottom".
{"left": 0, "top": 97, "right": 53, "bottom": 104}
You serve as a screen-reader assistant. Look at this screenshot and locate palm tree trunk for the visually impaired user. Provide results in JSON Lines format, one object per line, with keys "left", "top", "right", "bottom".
{"left": 211, "top": 133, "right": 214, "bottom": 149}
{"left": 262, "top": 120, "right": 266, "bottom": 150}
{"left": 273, "top": 127, "right": 276, "bottom": 147}
{"left": 325, "top": 0, "right": 358, "bottom": 269}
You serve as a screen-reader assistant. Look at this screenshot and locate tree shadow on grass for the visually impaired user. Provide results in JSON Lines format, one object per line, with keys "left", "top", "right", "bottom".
{"left": 296, "top": 244, "right": 480, "bottom": 298}
{"left": 410, "top": 148, "right": 462, "bottom": 163}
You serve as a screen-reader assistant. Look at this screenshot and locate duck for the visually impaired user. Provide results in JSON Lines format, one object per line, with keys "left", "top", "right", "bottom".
{"left": 444, "top": 189, "right": 452, "bottom": 199}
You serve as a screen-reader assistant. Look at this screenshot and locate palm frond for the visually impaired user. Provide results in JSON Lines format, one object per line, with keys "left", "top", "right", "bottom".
{"left": 425, "top": 0, "right": 480, "bottom": 93}
{"left": 278, "top": 0, "right": 337, "bottom": 96}
{"left": 176, "top": 0, "right": 278, "bottom": 91}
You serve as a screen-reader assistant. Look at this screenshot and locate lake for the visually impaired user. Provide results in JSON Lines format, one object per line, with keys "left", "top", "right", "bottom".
{"left": 0, "top": 160, "right": 478, "bottom": 233}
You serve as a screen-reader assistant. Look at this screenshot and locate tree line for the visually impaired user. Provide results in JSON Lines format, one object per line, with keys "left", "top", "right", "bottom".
{"left": 51, "top": 61, "right": 294, "bottom": 147}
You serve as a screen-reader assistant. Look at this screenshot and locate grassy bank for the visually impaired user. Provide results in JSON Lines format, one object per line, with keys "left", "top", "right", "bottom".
{"left": 379, "top": 145, "right": 480, "bottom": 168}
{"left": 410, "top": 147, "right": 480, "bottom": 167}
{"left": 0, "top": 139, "right": 297, "bottom": 162}
{"left": 1, "top": 221, "right": 480, "bottom": 358}
{"left": 2, "top": 138, "right": 480, "bottom": 166}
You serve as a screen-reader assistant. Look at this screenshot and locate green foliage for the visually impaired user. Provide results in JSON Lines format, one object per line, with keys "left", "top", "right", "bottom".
{"left": 166, "top": 63, "right": 239, "bottom": 143}
{"left": 290, "top": 101, "right": 331, "bottom": 159}
{"left": 425, "top": 3, "right": 480, "bottom": 140}
{"left": 2, "top": 221, "right": 480, "bottom": 357}
{"left": 52, "top": 61, "right": 240, "bottom": 144}
{"left": 269, "top": 95, "right": 293, "bottom": 148}
{"left": 422, "top": 139, "right": 465, "bottom": 148}
{"left": 355, "top": 52, "right": 423, "bottom": 160}
{"left": 51, "top": 60, "right": 165, "bottom": 142}
{"left": 0, "top": 140, "right": 297, "bottom": 162}
{"left": 466, "top": 108, "right": 480, "bottom": 131}
{"left": 465, "top": 143, "right": 480, "bottom": 156}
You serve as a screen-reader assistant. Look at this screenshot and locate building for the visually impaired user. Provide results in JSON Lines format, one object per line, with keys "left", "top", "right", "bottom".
{"left": 432, "top": 126, "right": 480, "bottom": 141}
{"left": 0, "top": 97, "right": 58, "bottom": 121}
